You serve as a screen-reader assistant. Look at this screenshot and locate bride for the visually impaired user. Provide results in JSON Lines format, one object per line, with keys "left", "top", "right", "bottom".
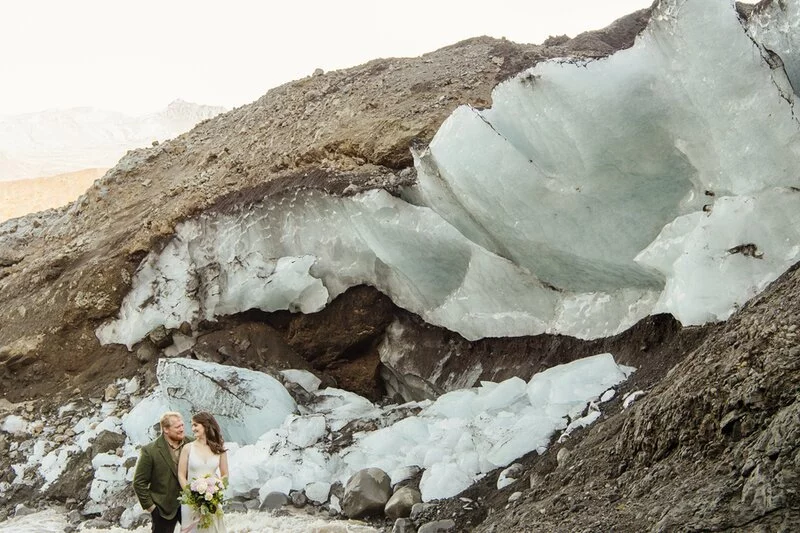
{"left": 178, "top": 412, "right": 229, "bottom": 533}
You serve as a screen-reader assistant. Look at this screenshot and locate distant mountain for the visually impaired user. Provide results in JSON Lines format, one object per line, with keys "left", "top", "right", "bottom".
{"left": 0, "top": 99, "right": 226, "bottom": 181}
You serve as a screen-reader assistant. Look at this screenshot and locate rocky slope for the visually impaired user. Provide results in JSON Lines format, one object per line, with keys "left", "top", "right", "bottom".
{"left": 0, "top": 7, "right": 651, "bottom": 403}
{"left": 1, "top": 2, "right": 798, "bottom": 531}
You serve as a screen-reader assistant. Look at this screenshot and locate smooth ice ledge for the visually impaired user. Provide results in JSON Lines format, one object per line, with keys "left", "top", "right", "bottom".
{"left": 99, "top": 0, "right": 800, "bottom": 347}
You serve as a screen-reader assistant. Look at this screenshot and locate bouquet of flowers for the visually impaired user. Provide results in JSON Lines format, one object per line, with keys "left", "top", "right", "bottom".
{"left": 179, "top": 474, "right": 228, "bottom": 528}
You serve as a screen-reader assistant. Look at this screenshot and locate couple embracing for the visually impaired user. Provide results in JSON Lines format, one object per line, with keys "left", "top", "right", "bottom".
{"left": 133, "top": 411, "right": 229, "bottom": 533}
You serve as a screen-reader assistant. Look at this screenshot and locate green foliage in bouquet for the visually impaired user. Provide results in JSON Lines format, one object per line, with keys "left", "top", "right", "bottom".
{"left": 179, "top": 474, "right": 228, "bottom": 528}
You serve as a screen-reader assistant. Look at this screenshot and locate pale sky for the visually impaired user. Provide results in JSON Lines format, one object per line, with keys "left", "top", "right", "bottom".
{"left": 0, "top": 0, "right": 653, "bottom": 115}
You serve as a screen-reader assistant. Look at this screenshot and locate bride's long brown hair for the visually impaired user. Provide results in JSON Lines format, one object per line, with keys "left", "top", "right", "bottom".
{"left": 192, "top": 412, "right": 226, "bottom": 454}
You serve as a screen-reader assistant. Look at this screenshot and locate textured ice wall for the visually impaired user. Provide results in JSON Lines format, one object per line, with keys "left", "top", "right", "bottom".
{"left": 747, "top": 0, "right": 800, "bottom": 92}
{"left": 123, "top": 359, "right": 296, "bottom": 445}
{"left": 98, "top": 190, "right": 567, "bottom": 346}
{"left": 98, "top": 0, "right": 800, "bottom": 347}
{"left": 412, "top": 0, "right": 800, "bottom": 320}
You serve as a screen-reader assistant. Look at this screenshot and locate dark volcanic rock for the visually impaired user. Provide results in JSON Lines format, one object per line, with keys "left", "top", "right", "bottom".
{"left": 90, "top": 430, "right": 125, "bottom": 456}
{"left": 191, "top": 321, "right": 311, "bottom": 372}
{"left": 380, "top": 311, "right": 709, "bottom": 402}
{"left": 46, "top": 451, "right": 93, "bottom": 503}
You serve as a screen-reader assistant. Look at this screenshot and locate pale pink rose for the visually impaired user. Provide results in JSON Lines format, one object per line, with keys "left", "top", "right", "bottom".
{"left": 194, "top": 479, "right": 209, "bottom": 493}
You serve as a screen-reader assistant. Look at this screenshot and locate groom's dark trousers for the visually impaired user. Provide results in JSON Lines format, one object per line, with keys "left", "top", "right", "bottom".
{"left": 150, "top": 509, "right": 179, "bottom": 533}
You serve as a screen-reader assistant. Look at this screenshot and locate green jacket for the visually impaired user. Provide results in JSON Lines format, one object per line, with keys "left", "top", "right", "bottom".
{"left": 132, "top": 435, "right": 193, "bottom": 519}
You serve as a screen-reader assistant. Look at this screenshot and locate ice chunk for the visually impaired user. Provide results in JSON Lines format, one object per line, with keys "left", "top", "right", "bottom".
{"left": 305, "top": 481, "right": 331, "bottom": 504}
{"left": 259, "top": 476, "right": 293, "bottom": 500}
{"left": 122, "top": 390, "right": 170, "bottom": 446}
{"left": 125, "top": 359, "right": 296, "bottom": 445}
{"left": 286, "top": 415, "right": 326, "bottom": 448}
{"left": 1, "top": 415, "right": 28, "bottom": 436}
{"left": 280, "top": 369, "right": 322, "bottom": 392}
{"left": 419, "top": 462, "right": 474, "bottom": 502}
{"left": 526, "top": 353, "right": 633, "bottom": 416}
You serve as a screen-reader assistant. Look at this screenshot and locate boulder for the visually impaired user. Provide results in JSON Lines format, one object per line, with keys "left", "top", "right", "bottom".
{"left": 290, "top": 490, "right": 308, "bottom": 507}
{"left": 410, "top": 502, "right": 435, "bottom": 521}
{"left": 341, "top": 467, "right": 392, "bottom": 518}
{"left": 497, "top": 462, "right": 524, "bottom": 489}
{"left": 90, "top": 430, "right": 126, "bottom": 457}
{"left": 148, "top": 325, "right": 173, "bottom": 349}
{"left": 14, "top": 503, "right": 36, "bottom": 517}
{"left": 385, "top": 486, "right": 422, "bottom": 519}
{"left": 392, "top": 518, "right": 416, "bottom": 533}
{"left": 418, "top": 519, "right": 456, "bottom": 533}
{"left": 46, "top": 451, "right": 93, "bottom": 503}
{"left": 260, "top": 491, "right": 290, "bottom": 511}
{"left": 135, "top": 342, "right": 157, "bottom": 364}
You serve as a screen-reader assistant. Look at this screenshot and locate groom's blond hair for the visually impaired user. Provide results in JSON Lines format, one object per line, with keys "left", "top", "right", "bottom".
{"left": 160, "top": 411, "right": 183, "bottom": 430}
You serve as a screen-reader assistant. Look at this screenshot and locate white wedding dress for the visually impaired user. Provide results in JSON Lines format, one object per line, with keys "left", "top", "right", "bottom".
{"left": 181, "top": 442, "right": 227, "bottom": 533}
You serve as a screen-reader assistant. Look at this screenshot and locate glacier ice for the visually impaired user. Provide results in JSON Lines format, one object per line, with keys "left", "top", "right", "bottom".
{"left": 280, "top": 369, "right": 323, "bottom": 392}
{"left": 333, "top": 353, "right": 633, "bottom": 500}
{"left": 118, "top": 355, "right": 631, "bottom": 502}
{"left": 124, "top": 358, "right": 296, "bottom": 445}
{"left": 98, "top": 0, "right": 800, "bottom": 346}
{"left": 747, "top": 0, "right": 800, "bottom": 92}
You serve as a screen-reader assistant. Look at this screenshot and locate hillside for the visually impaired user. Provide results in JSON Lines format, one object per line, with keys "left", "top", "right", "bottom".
{"left": 0, "top": 0, "right": 798, "bottom": 531}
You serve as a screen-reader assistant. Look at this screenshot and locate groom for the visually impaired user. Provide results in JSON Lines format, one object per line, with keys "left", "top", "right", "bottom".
{"left": 133, "top": 412, "right": 193, "bottom": 533}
